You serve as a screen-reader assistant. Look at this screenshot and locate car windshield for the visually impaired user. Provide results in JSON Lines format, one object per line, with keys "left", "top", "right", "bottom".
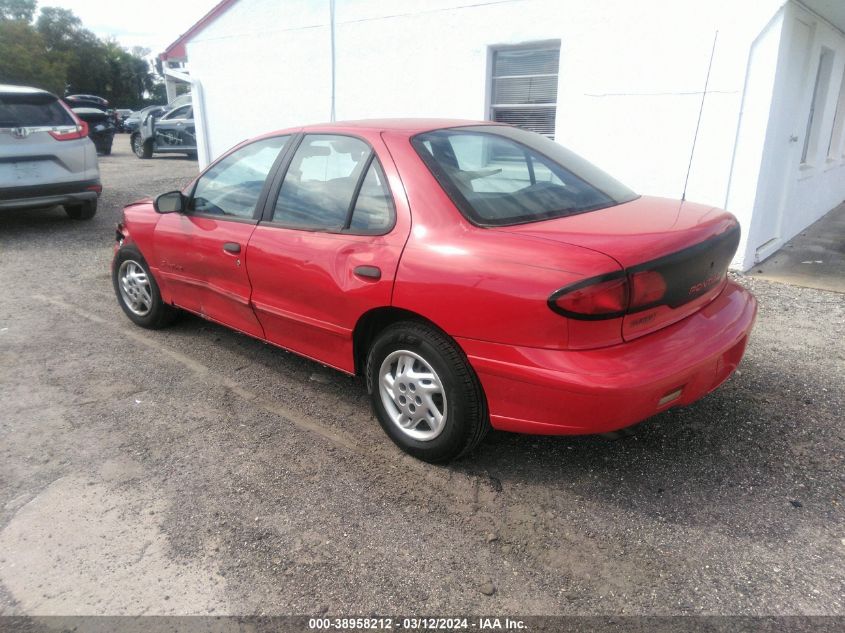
{"left": 0, "top": 92, "right": 74, "bottom": 128}
{"left": 411, "top": 125, "right": 638, "bottom": 226}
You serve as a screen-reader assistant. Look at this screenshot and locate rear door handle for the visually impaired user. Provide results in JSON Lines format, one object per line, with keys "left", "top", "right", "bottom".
{"left": 354, "top": 265, "right": 381, "bottom": 280}
{"left": 223, "top": 242, "right": 241, "bottom": 254}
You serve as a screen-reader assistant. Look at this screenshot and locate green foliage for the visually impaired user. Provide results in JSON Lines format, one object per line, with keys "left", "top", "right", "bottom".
{"left": 0, "top": 0, "right": 37, "bottom": 22}
{"left": 0, "top": 3, "right": 161, "bottom": 109}
{"left": 0, "top": 20, "right": 65, "bottom": 93}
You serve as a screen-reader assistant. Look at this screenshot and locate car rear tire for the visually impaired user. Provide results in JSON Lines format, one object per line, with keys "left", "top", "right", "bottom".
{"left": 112, "top": 247, "right": 177, "bottom": 329}
{"left": 64, "top": 199, "right": 97, "bottom": 220}
{"left": 132, "top": 134, "right": 152, "bottom": 159}
{"left": 366, "top": 321, "right": 490, "bottom": 462}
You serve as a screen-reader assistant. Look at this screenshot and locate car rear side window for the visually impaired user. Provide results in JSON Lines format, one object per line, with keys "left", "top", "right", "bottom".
{"left": 0, "top": 93, "right": 74, "bottom": 127}
{"left": 348, "top": 160, "right": 394, "bottom": 234}
{"left": 162, "top": 105, "right": 191, "bottom": 120}
{"left": 412, "top": 125, "right": 638, "bottom": 226}
{"left": 272, "top": 134, "right": 394, "bottom": 234}
{"left": 188, "top": 135, "right": 290, "bottom": 219}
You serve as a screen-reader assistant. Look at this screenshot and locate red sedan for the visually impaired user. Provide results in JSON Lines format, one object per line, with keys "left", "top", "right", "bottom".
{"left": 113, "top": 120, "right": 757, "bottom": 462}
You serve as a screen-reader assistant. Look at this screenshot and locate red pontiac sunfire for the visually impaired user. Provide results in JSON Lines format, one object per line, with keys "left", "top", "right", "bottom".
{"left": 113, "top": 120, "right": 757, "bottom": 462}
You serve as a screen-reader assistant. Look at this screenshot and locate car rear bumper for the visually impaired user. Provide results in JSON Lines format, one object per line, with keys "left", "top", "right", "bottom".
{"left": 457, "top": 281, "right": 757, "bottom": 435}
{"left": 0, "top": 180, "right": 101, "bottom": 210}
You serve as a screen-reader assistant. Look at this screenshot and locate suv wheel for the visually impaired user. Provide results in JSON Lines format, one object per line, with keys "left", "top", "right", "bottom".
{"left": 64, "top": 199, "right": 97, "bottom": 220}
{"left": 132, "top": 134, "right": 152, "bottom": 159}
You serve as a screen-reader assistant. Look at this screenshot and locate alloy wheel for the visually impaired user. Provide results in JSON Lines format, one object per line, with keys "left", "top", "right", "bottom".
{"left": 117, "top": 259, "right": 152, "bottom": 316}
{"left": 378, "top": 349, "right": 447, "bottom": 441}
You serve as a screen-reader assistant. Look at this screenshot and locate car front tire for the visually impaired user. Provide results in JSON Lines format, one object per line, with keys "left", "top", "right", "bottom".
{"left": 64, "top": 199, "right": 97, "bottom": 220}
{"left": 131, "top": 134, "right": 152, "bottom": 159}
{"left": 112, "top": 247, "right": 176, "bottom": 329}
{"left": 366, "top": 321, "right": 490, "bottom": 463}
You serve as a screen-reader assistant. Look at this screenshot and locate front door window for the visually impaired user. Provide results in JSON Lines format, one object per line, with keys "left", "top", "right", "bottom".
{"left": 188, "top": 135, "right": 290, "bottom": 219}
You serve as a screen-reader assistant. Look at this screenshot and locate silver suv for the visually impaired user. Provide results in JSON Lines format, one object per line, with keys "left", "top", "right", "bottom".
{"left": 0, "top": 84, "right": 101, "bottom": 220}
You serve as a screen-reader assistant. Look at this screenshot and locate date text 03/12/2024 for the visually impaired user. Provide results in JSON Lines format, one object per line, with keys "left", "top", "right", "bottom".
{"left": 308, "top": 617, "right": 527, "bottom": 630}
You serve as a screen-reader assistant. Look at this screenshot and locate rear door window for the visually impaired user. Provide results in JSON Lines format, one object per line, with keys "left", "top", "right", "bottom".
{"left": 272, "top": 134, "right": 394, "bottom": 233}
{"left": 348, "top": 160, "right": 394, "bottom": 234}
{"left": 0, "top": 93, "right": 74, "bottom": 127}
{"left": 162, "top": 105, "right": 190, "bottom": 121}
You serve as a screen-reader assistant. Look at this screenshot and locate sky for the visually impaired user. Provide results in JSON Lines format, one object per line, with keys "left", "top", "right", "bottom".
{"left": 40, "top": 0, "right": 222, "bottom": 57}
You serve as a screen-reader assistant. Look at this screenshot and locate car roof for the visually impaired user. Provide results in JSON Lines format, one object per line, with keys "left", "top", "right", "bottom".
{"left": 0, "top": 84, "right": 56, "bottom": 97}
{"left": 310, "top": 118, "right": 495, "bottom": 133}
{"left": 252, "top": 119, "right": 499, "bottom": 142}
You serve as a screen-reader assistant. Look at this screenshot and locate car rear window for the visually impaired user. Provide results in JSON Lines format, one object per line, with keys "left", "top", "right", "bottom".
{"left": 411, "top": 125, "right": 638, "bottom": 226}
{"left": 0, "top": 92, "right": 74, "bottom": 127}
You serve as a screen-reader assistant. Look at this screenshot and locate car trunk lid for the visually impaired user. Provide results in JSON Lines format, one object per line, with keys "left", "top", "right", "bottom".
{"left": 497, "top": 196, "right": 741, "bottom": 341}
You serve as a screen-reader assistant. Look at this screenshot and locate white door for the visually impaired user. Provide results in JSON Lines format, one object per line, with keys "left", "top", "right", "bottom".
{"left": 756, "top": 16, "right": 814, "bottom": 261}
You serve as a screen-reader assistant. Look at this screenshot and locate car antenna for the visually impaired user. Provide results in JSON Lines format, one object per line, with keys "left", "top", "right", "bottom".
{"left": 682, "top": 30, "right": 718, "bottom": 202}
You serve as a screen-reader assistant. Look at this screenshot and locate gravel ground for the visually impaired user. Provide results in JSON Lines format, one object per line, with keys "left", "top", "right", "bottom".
{"left": 0, "top": 144, "right": 842, "bottom": 618}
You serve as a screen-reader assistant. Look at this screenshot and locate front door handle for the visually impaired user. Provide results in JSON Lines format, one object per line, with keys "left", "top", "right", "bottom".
{"left": 223, "top": 242, "right": 241, "bottom": 254}
{"left": 354, "top": 265, "right": 381, "bottom": 280}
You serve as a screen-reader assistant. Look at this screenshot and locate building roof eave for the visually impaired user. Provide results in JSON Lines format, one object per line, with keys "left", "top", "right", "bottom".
{"left": 159, "top": 0, "right": 239, "bottom": 62}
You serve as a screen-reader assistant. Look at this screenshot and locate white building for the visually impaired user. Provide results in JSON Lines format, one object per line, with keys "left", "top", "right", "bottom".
{"left": 162, "top": 0, "right": 845, "bottom": 270}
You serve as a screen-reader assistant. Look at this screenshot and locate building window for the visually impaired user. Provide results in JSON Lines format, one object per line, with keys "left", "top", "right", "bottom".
{"left": 489, "top": 43, "right": 560, "bottom": 139}
{"left": 801, "top": 47, "right": 834, "bottom": 165}
{"left": 827, "top": 66, "right": 845, "bottom": 159}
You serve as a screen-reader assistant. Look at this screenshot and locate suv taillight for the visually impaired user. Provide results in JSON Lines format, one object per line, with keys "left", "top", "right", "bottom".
{"left": 549, "top": 270, "right": 668, "bottom": 319}
{"left": 50, "top": 100, "right": 89, "bottom": 141}
{"left": 49, "top": 121, "right": 89, "bottom": 141}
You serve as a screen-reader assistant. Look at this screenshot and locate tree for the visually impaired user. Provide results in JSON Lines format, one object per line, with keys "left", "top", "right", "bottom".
{"left": 0, "top": 20, "right": 66, "bottom": 93}
{"left": 0, "top": 0, "right": 36, "bottom": 22}
{"left": 35, "top": 6, "right": 85, "bottom": 49}
{"left": 0, "top": 4, "right": 157, "bottom": 107}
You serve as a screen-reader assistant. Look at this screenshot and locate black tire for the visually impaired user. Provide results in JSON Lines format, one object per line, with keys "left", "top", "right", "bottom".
{"left": 132, "top": 134, "right": 152, "bottom": 158}
{"left": 366, "top": 321, "right": 490, "bottom": 463}
{"left": 64, "top": 199, "right": 97, "bottom": 220}
{"left": 112, "top": 247, "right": 177, "bottom": 329}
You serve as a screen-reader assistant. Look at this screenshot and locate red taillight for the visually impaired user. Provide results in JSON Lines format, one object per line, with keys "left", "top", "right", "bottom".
{"left": 549, "top": 276, "right": 629, "bottom": 319}
{"left": 49, "top": 120, "right": 88, "bottom": 141}
{"left": 629, "top": 270, "right": 667, "bottom": 310}
{"left": 51, "top": 100, "right": 89, "bottom": 141}
{"left": 549, "top": 269, "right": 668, "bottom": 320}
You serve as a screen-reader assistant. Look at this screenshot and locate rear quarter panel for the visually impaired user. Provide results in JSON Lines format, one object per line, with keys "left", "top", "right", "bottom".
{"left": 382, "top": 130, "right": 622, "bottom": 350}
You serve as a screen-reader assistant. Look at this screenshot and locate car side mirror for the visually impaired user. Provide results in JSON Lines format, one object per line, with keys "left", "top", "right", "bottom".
{"left": 154, "top": 191, "right": 185, "bottom": 214}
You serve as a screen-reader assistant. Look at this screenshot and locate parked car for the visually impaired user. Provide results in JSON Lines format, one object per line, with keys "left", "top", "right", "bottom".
{"left": 167, "top": 94, "right": 192, "bottom": 110}
{"left": 112, "top": 119, "right": 757, "bottom": 462}
{"left": 123, "top": 105, "right": 165, "bottom": 134}
{"left": 130, "top": 102, "right": 196, "bottom": 159}
{"left": 1, "top": 84, "right": 101, "bottom": 219}
{"left": 71, "top": 107, "right": 116, "bottom": 155}
{"left": 64, "top": 93, "right": 109, "bottom": 109}
{"left": 115, "top": 109, "right": 133, "bottom": 132}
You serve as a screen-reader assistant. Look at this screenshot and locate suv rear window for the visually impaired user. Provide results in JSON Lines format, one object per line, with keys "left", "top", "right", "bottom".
{"left": 0, "top": 92, "right": 74, "bottom": 128}
{"left": 411, "top": 125, "right": 638, "bottom": 226}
